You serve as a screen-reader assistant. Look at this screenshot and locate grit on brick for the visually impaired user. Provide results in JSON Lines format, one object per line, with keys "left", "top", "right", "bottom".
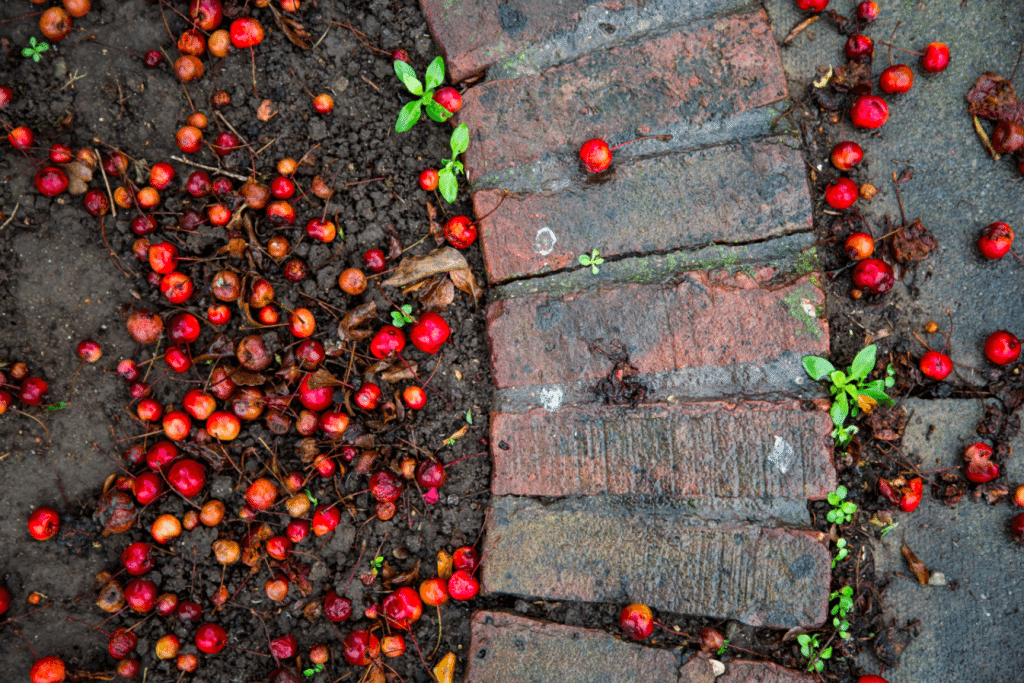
{"left": 484, "top": 498, "right": 831, "bottom": 628}
{"left": 465, "top": 611, "right": 680, "bottom": 683}
{"left": 490, "top": 401, "right": 835, "bottom": 499}
{"left": 486, "top": 271, "right": 827, "bottom": 389}
{"left": 473, "top": 139, "right": 812, "bottom": 283}
{"left": 719, "top": 661, "right": 816, "bottom": 683}
{"left": 456, "top": 11, "right": 786, "bottom": 180}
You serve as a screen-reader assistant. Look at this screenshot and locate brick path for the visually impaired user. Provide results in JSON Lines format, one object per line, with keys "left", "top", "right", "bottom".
{"left": 422, "top": 0, "right": 830, "bottom": 677}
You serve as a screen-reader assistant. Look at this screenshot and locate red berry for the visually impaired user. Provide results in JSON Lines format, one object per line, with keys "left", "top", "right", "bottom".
{"left": 298, "top": 373, "right": 333, "bottom": 411}
{"left": 984, "top": 330, "right": 1021, "bottom": 365}
{"left": 415, "top": 458, "right": 447, "bottom": 488}
{"left": 369, "top": 325, "right": 406, "bottom": 359}
{"left": 190, "top": 0, "right": 223, "bottom": 31}
{"left": 919, "top": 350, "right": 953, "bottom": 380}
{"left": 286, "top": 519, "right": 310, "bottom": 543}
{"left": 795, "top": 0, "right": 828, "bottom": 11}
{"left": 28, "top": 506, "right": 60, "bottom": 540}
{"left": 418, "top": 169, "right": 439, "bottom": 191}
{"left": 579, "top": 138, "right": 611, "bottom": 173}
{"left": 403, "top": 386, "right": 426, "bottom": 410}
{"left": 19, "top": 377, "right": 49, "bottom": 406}
{"left": 342, "top": 630, "right": 379, "bottom": 666}
{"left": 312, "top": 506, "right": 341, "bottom": 536}
{"left": 419, "top": 578, "right": 449, "bottom": 606}
{"left": 844, "top": 34, "right": 873, "bottom": 61}
{"left": 144, "top": 50, "right": 162, "bottom": 68}
{"left": 313, "top": 94, "right": 334, "bottom": 114}
{"left": 899, "top": 478, "right": 923, "bottom": 512}
{"left": 0, "top": 86, "right": 14, "bottom": 108}
{"left": 852, "top": 258, "right": 895, "bottom": 294}
{"left": 246, "top": 478, "right": 279, "bottom": 510}
{"left": 0, "top": 586, "right": 9, "bottom": 616}
{"left": 195, "top": 623, "right": 227, "bottom": 654}
{"left": 167, "top": 459, "right": 205, "bottom": 497}
{"left": 83, "top": 189, "right": 111, "bottom": 216}
{"left": 34, "top": 167, "right": 69, "bottom": 197}
{"left": 270, "top": 176, "right": 295, "bottom": 198}
{"left": 447, "top": 569, "right": 480, "bottom": 600}
{"left": 879, "top": 64, "right": 914, "bottom": 95}
{"left": 382, "top": 587, "right": 423, "bottom": 630}
{"left": 211, "top": 132, "right": 238, "bottom": 157}
{"left": 824, "top": 178, "right": 858, "bottom": 210}
{"left": 305, "top": 218, "right": 336, "bottom": 243}
{"left": 844, "top": 232, "right": 875, "bottom": 261}
{"left": 1011, "top": 512, "right": 1024, "bottom": 543}
{"left": 229, "top": 17, "right": 264, "bottom": 48}
{"left": 354, "top": 382, "right": 382, "bottom": 411}
{"left": 363, "top": 248, "right": 387, "bottom": 273}
{"left": 856, "top": 2, "right": 879, "bottom": 21}
{"left": 410, "top": 312, "right": 450, "bottom": 354}
{"left": 49, "top": 143, "right": 73, "bottom": 164}
{"left": 124, "top": 579, "right": 158, "bottom": 612}
{"left": 453, "top": 546, "right": 479, "bottom": 572}
{"left": 369, "top": 470, "right": 402, "bottom": 503}
{"left": 963, "top": 442, "right": 999, "bottom": 483}
{"left": 30, "top": 657, "right": 66, "bottom": 683}
{"left": 433, "top": 87, "right": 462, "bottom": 114}
{"left": 443, "top": 215, "right": 477, "bottom": 249}
{"left": 324, "top": 590, "right": 352, "bottom": 622}
{"left": 392, "top": 49, "right": 410, "bottom": 63}
{"left": 8, "top": 126, "right": 34, "bottom": 152}
{"left": 76, "top": 339, "right": 102, "bottom": 363}
{"left": 161, "top": 272, "right": 194, "bottom": 304}
{"left": 186, "top": 170, "right": 211, "bottom": 197}
{"left": 176, "top": 126, "right": 203, "bottom": 154}
{"left": 991, "top": 120, "right": 1024, "bottom": 154}
{"left": 850, "top": 95, "right": 889, "bottom": 129}
{"left": 830, "top": 141, "right": 863, "bottom": 171}
{"left": 921, "top": 42, "right": 950, "bottom": 73}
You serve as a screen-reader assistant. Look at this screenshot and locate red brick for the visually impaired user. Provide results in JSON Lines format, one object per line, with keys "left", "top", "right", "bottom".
{"left": 491, "top": 401, "right": 835, "bottom": 499}
{"left": 719, "top": 661, "right": 815, "bottom": 683}
{"left": 457, "top": 11, "right": 786, "bottom": 181}
{"left": 474, "top": 140, "right": 811, "bottom": 283}
{"left": 465, "top": 611, "right": 679, "bottom": 683}
{"left": 484, "top": 497, "right": 831, "bottom": 628}
{"left": 486, "top": 272, "right": 827, "bottom": 389}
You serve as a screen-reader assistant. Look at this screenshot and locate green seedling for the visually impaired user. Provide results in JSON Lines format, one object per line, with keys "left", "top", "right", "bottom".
{"left": 802, "top": 344, "right": 894, "bottom": 447}
{"left": 716, "top": 640, "right": 729, "bottom": 656}
{"left": 304, "top": 488, "right": 318, "bottom": 505}
{"left": 22, "top": 37, "right": 49, "bottom": 63}
{"left": 43, "top": 401, "right": 68, "bottom": 412}
{"left": 465, "top": 409, "right": 473, "bottom": 425}
{"left": 394, "top": 56, "right": 452, "bottom": 132}
{"left": 797, "top": 633, "right": 832, "bottom": 673}
{"left": 827, "top": 485, "right": 857, "bottom": 525}
{"left": 436, "top": 124, "right": 469, "bottom": 203}
{"left": 578, "top": 249, "right": 605, "bottom": 274}
{"left": 831, "top": 538, "right": 849, "bottom": 568}
{"left": 830, "top": 586, "right": 854, "bottom": 639}
{"left": 390, "top": 304, "right": 414, "bottom": 328}
{"left": 370, "top": 555, "right": 385, "bottom": 577}
{"left": 302, "top": 663, "right": 324, "bottom": 677}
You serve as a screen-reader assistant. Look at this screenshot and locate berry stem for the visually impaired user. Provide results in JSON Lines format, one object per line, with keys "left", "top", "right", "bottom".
{"left": 608, "top": 134, "right": 673, "bottom": 152}
{"left": 876, "top": 41, "right": 923, "bottom": 57}
{"left": 886, "top": 21, "right": 900, "bottom": 67}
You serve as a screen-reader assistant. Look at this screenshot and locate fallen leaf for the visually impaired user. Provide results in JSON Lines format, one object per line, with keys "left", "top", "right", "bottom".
{"left": 966, "top": 71, "right": 1024, "bottom": 122}
{"left": 437, "top": 550, "right": 453, "bottom": 580}
{"left": 306, "top": 368, "right": 346, "bottom": 391}
{"left": 890, "top": 220, "right": 937, "bottom": 263}
{"left": 382, "top": 247, "right": 471, "bottom": 288}
{"left": 226, "top": 368, "right": 267, "bottom": 386}
{"left": 267, "top": 2, "right": 311, "bottom": 49}
{"left": 441, "top": 425, "right": 469, "bottom": 448}
{"left": 337, "top": 301, "right": 376, "bottom": 342}
{"left": 380, "top": 362, "right": 417, "bottom": 384}
{"left": 384, "top": 560, "right": 420, "bottom": 589}
{"left": 901, "top": 542, "right": 931, "bottom": 585}
{"left": 257, "top": 100, "right": 277, "bottom": 121}
{"left": 427, "top": 200, "right": 445, "bottom": 246}
{"left": 831, "top": 60, "right": 871, "bottom": 93}
{"left": 418, "top": 275, "right": 455, "bottom": 311}
{"left": 450, "top": 267, "right": 482, "bottom": 304}
{"left": 387, "top": 235, "right": 403, "bottom": 261}
{"left": 433, "top": 652, "right": 456, "bottom": 683}
{"left": 783, "top": 15, "right": 819, "bottom": 45}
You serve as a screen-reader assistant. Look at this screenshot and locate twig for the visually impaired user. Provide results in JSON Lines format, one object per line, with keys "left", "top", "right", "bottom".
{"left": 973, "top": 116, "right": 1001, "bottom": 161}
{"left": 96, "top": 149, "right": 117, "bottom": 218}
{"left": 782, "top": 15, "right": 819, "bottom": 45}
{"left": 359, "top": 74, "right": 381, "bottom": 93}
{"left": 169, "top": 156, "right": 250, "bottom": 182}
{"left": 99, "top": 217, "right": 136, "bottom": 280}
{"left": 0, "top": 202, "right": 19, "bottom": 230}
{"left": 214, "top": 111, "right": 247, "bottom": 145}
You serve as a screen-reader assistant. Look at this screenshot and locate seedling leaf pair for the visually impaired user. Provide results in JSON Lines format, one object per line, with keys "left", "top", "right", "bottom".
{"left": 826, "top": 485, "right": 857, "bottom": 525}
{"left": 390, "top": 305, "right": 414, "bottom": 328}
{"left": 394, "top": 56, "right": 452, "bottom": 132}
{"left": 22, "top": 37, "right": 49, "bottom": 63}
{"left": 437, "top": 124, "right": 469, "bottom": 203}
{"left": 578, "top": 249, "right": 605, "bottom": 274}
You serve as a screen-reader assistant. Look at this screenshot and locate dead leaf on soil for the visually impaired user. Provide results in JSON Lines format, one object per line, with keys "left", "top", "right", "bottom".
{"left": 382, "top": 247, "right": 471, "bottom": 288}
{"left": 267, "top": 2, "right": 311, "bottom": 49}
{"left": 449, "top": 267, "right": 482, "bottom": 304}
{"left": 783, "top": 15, "right": 819, "bottom": 45}
{"left": 901, "top": 542, "right": 931, "bottom": 585}
{"left": 337, "top": 301, "right": 376, "bottom": 342}
{"left": 831, "top": 60, "right": 872, "bottom": 92}
{"left": 418, "top": 275, "right": 455, "bottom": 311}
{"left": 226, "top": 368, "right": 267, "bottom": 386}
{"left": 890, "top": 220, "right": 938, "bottom": 263}
{"left": 257, "top": 100, "right": 278, "bottom": 121}
{"left": 437, "top": 550, "right": 453, "bottom": 580}
{"left": 433, "top": 653, "right": 456, "bottom": 683}
{"left": 426, "top": 200, "right": 445, "bottom": 246}
{"left": 306, "top": 368, "right": 347, "bottom": 391}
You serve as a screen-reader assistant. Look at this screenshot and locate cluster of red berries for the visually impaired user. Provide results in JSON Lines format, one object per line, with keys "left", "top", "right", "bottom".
{"left": 0, "top": 360, "right": 52, "bottom": 415}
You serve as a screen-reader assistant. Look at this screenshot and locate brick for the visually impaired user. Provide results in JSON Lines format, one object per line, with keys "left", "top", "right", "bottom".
{"left": 719, "top": 661, "right": 815, "bottom": 683}
{"left": 465, "top": 611, "right": 679, "bottom": 683}
{"left": 484, "top": 497, "right": 830, "bottom": 628}
{"left": 486, "top": 271, "right": 827, "bottom": 389}
{"left": 457, "top": 11, "right": 786, "bottom": 182}
{"left": 474, "top": 139, "right": 811, "bottom": 283}
{"left": 490, "top": 401, "right": 835, "bottom": 499}
{"left": 420, "top": 0, "right": 749, "bottom": 84}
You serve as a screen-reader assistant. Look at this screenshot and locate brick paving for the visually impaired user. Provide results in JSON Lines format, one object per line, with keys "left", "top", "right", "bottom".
{"left": 420, "top": 0, "right": 831, "bottom": 676}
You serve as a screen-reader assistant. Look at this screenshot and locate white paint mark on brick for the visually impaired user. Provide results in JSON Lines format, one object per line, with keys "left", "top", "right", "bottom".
{"left": 768, "top": 435, "right": 796, "bottom": 474}
{"left": 539, "top": 386, "right": 563, "bottom": 412}
{"left": 801, "top": 299, "right": 816, "bottom": 318}
{"left": 534, "top": 227, "right": 556, "bottom": 255}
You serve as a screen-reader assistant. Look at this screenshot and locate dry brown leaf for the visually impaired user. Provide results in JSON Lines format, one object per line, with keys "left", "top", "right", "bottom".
{"left": 449, "top": 268, "right": 482, "bottom": 303}
{"left": 380, "top": 363, "right": 417, "bottom": 384}
{"left": 61, "top": 160, "right": 94, "bottom": 195}
{"left": 441, "top": 425, "right": 469, "bottom": 448}
{"left": 890, "top": 220, "right": 938, "bottom": 263}
{"left": 437, "top": 550, "right": 453, "bottom": 580}
{"left": 419, "top": 275, "right": 455, "bottom": 311}
{"left": 218, "top": 238, "right": 250, "bottom": 259}
{"left": 306, "top": 368, "right": 346, "bottom": 391}
{"left": 257, "top": 100, "right": 278, "bottom": 121}
{"left": 267, "top": 2, "right": 311, "bottom": 49}
{"left": 433, "top": 653, "right": 456, "bottom": 683}
{"left": 338, "top": 301, "right": 376, "bottom": 342}
{"left": 382, "top": 247, "right": 471, "bottom": 288}
{"left": 901, "top": 541, "right": 930, "bottom": 584}
{"left": 227, "top": 368, "right": 267, "bottom": 386}
{"left": 387, "top": 235, "right": 403, "bottom": 261}
{"left": 426, "top": 200, "right": 445, "bottom": 246}
{"left": 782, "top": 15, "right": 819, "bottom": 45}
{"left": 966, "top": 71, "right": 1024, "bottom": 122}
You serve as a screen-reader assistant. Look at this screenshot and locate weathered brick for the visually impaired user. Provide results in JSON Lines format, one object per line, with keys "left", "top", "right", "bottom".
{"left": 484, "top": 497, "right": 830, "bottom": 628}
{"left": 465, "top": 611, "right": 679, "bottom": 683}
{"left": 719, "top": 661, "right": 815, "bottom": 683}
{"left": 420, "top": 0, "right": 749, "bottom": 84}
{"left": 474, "top": 139, "right": 811, "bottom": 283}
{"left": 457, "top": 11, "right": 786, "bottom": 182}
{"left": 491, "top": 401, "right": 835, "bottom": 499}
{"left": 486, "top": 271, "right": 827, "bottom": 389}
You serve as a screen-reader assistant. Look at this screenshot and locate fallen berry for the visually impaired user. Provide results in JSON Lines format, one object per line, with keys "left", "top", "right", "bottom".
{"left": 1011, "top": 512, "right": 1024, "bottom": 543}
{"left": 8, "top": 126, "right": 34, "bottom": 152}
{"left": 342, "top": 630, "right": 380, "bottom": 666}
{"left": 76, "top": 339, "right": 102, "bottom": 363}
{"left": 34, "top": 167, "right": 69, "bottom": 197}
{"left": 433, "top": 87, "right": 462, "bottom": 114}
{"left": 354, "top": 382, "right": 382, "bottom": 411}
{"left": 419, "top": 577, "right": 449, "bottom": 606}
{"left": 852, "top": 258, "right": 895, "bottom": 294}
{"left": 28, "top": 506, "right": 60, "bottom": 540}
{"left": 313, "top": 94, "right": 334, "bottom": 114}
{"left": 699, "top": 627, "right": 725, "bottom": 653}
{"left": 795, "top": 0, "right": 828, "bottom": 11}
{"left": 984, "top": 330, "right": 1021, "bottom": 365}
{"left": 410, "top": 312, "right": 450, "bottom": 354}
{"left": 124, "top": 578, "right": 158, "bottom": 612}
{"left": 403, "top": 385, "right": 426, "bottom": 410}
{"left": 419, "top": 168, "right": 439, "bottom": 191}
{"left": 40, "top": 7, "right": 72, "bottom": 41}
{"left": 579, "top": 138, "right": 612, "bottom": 173}
{"left": 978, "top": 222, "right": 1015, "bottom": 260}
{"left": 992, "top": 120, "right": 1024, "bottom": 153}
{"left": 363, "top": 248, "right": 387, "bottom": 273}
{"left": 30, "top": 657, "right": 66, "bottom": 683}
{"left": 48, "top": 144, "right": 72, "bottom": 163}
{"left": 453, "top": 546, "right": 479, "bottom": 572}
{"left": 879, "top": 64, "right": 914, "bottom": 94}
{"left": 297, "top": 373, "right": 333, "bottom": 411}
{"left": 963, "top": 442, "right": 999, "bottom": 483}
{"left": 919, "top": 350, "right": 953, "bottom": 380}
{"left": 825, "top": 178, "right": 858, "bottom": 209}
{"left": 230, "top": 17, "right": 264, "bottom": 48}
{"left": 270, "top": 634, "right": 298, "bottom": 660}
{"left": 195, "top": 623, "right": 227, "bottom": 654}
{"left": 122, "top": 542, "right": 155, "bottom": 575}
{"left": 370, "top": 325, "right": 406, "bottom": 359}
{"left": 382, "top": 587, "right": 423, "bottom": 630}
{"left": 1013, "top": 485, "right": 1024, "bottom": 507}
{"left": 443, "top": 215, "right": 477, "bottom": 249}
{"left": 618, "top": 603, "right": 653, "bottom": 640}
{"left": 190, "top": 0, "right": 223, "bottom": 31}
{"left": 845, "top": 34, "right": 874, "bottom": 61}
{"left": 167, "top": 459, "right": 205, "bottom": 497}
{"left": 920, "top": 42, "right": 950, "bottom": 73}
{"left": 844, "top": 232, "right": 875, "bottom": 261}
{"left": 830, "top": 141, "right": 863, "bottom": 171}
{"left": 246, "top": 477, "right": 278, "bottom": 510}
{"left": 312, "top": 506, "right": 341, "bottom": 536}
{"left": 856, "top": 1, "right": 879, "bottom": 21}
{"left": 850, "top": 95, "right": 889, "bottom": 129}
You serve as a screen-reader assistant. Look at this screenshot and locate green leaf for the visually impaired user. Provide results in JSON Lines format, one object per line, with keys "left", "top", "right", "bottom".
{"left": 450, "top": 123, "right": 469, "bottom": 156}
{"left": 394, "top": 60, "right": 423, "bottom": 95}
{"left": 466, "top": 409, "right": 473, "bottom": 424}
{"left": 841, "top": 586, "right": 854, "bottom": 597}
{"left": 845, "top": 385, "right": 859, "bottom": 400}
{"left": 835, "top": 485, "right": 848, "bottom": 499}
{"left": 396, "top": 100, "right": 422, "bottom": 132}
{"left": 425, "top": 97, "right": 453, "bottom": 122}
{"left": 424, "top": 56, "right": 445, "bottom": 90}
{"left": 801, "top": 646, "right": 811, "bottom": 658}
{"left": 827, "top": 509, "right": 840, "bottom": 523}
{"left": 797, "top": 634, "right": 810, "bottom": 646}
{"left": 802, "top": 355, "right": 835, "bottom": 381}
{"left": 859, "top": 388, "right": 891, "bottom": 405}
{"left": 591, "top": 264, "right": 599, "bottom": 275}
{"left": 841, "top": 501, "right": 857, "bottom": 515}
{"left": 437, "top": 168, "right": 458, "bottom": 203}
{"left": 831, "top": 370, "right": 848, "bottom": 386}
{"left": 304, "top": 488, "right": 318, "bottom": 505}
{"left": 38, "top": 41, "right": 49, "bottom": 51}
{"left": 21, "top": 47, "right": 33, "bottom": 57}
{"left": 821, "top": 646, "right": 832, "bottom": 659}
{"left": 850, "top": 344, "right": 877, "bottom": 380}
{"left": 830, "top": 393, "right": 849, "bottom": 428}
{"left": 579, "top": 254, "right": 591, "bottom": 266}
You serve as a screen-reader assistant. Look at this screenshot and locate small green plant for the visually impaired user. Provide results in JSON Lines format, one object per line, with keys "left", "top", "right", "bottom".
{"left": 43, "top": 401, "right": 68, "bottom": 412}
{"left": 22, "top": 37, "right": 49, "bottom": 63}
{"left": 827, "top": 485, "right": 857, "bottom": 525}
{"left": 880, "top": 521, "right": 899, "bottom": 536}
{"left": 716, "top": 639, "right": 729, "bottom": 656}
{"left": 831, "top": 537, "right": 849, "bottom": 568}
{"left": 797, "top": 633, "right": 832, "bottom": 672}
{"left": 465, "top": 409, "right": 473, "bottom": 425}
{"left": 302, "top": 663, "right": 325, "bottom": 677}
{"left": 578, "top": 249, "right": 605, "bottom": 274}
{"left": 390, "top": 304, "right": 414, "bottom": 328}
{"left": 436, "top": 123, "right": 469, "bottom": 203}
{"left": 830, "top": 585, "right": 854, "bottom": 639}
{"left": 304, "top": 488, "right": 318, "bottom": 505}
{"left": 394, "top": 56, "right": 452, "bottom": 132}
{"left": 802, "top": 344, "right": 894, "bottom": 447}
{"left": 369, "top": 555, "right": 385, "bottom": 577}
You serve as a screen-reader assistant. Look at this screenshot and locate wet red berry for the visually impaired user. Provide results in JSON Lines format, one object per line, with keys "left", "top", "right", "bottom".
{"left": 984, "top": 330, "right": 1021, "bottom": 365}
{"left": 851, "top": 258, "right": 895, "bottom": 294}
{"left": 921, "top": 42, "right": 950, "bottom": 73}
{"left": 919, "top": 350, "right": 953, "bottom": 380}
{"left": 879, "top": 64, "right": 914, "bottom": 94}
{"left": 830, "top": 141, "right": 863, "bottom": 171}
{"left": 825, "top": 178, "right": 858, "bottom": 210}
{"left": 844, "top": 34, "right": 873, "bottom": 61}
{"left": 579, "top": 138, "right": 611, "bottom": 173}
{"left": 850, "top": 95, "right": 889, "bottom": 129}
{"left": 28, "top": 506, "right": 60, "bottom": 540}
{"left": 963, "top": 442, "right": 999, "bottom": 483}
{"left": 418, "top": 169, "right": 439, "bottom": 191}
{"left": 433, "top": 87, "right": 462, "bottom": 114}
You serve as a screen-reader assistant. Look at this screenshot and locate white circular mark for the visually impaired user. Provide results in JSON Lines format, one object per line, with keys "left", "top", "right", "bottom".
{"left": 767, "top": 435, "right": 796, "bottom": 474}
{"left": 539, "top": 386, "right": 563, "bottom": 412}
{"left": 801, "top": 299, "right": 816, "bottom": 318}
{"left": 534, "top": 226, "right": 556, "bottom": 256}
